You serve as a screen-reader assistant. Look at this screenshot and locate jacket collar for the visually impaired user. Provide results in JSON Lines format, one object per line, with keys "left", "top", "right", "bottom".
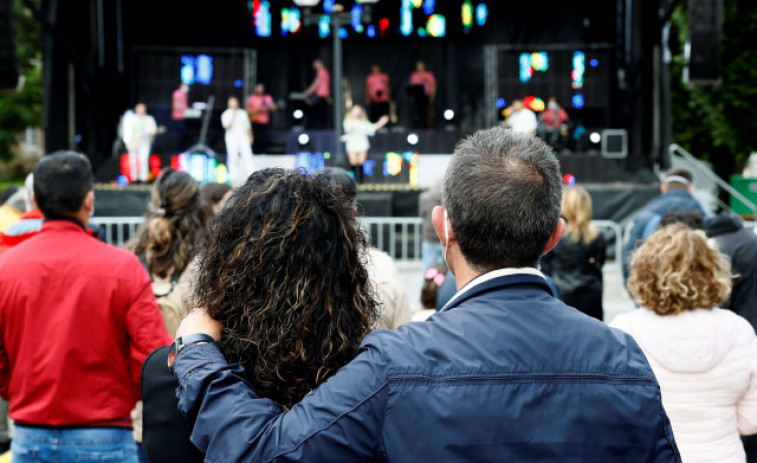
{"left": 41, "top": 216, "right": 87, "bottom": 232}
{"left": 440, "top": 268, "right": 552, "bottom": 312}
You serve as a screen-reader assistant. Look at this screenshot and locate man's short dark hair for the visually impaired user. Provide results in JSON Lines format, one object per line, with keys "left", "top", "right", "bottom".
{"left": 659, "top": 210, "right": 704, "bottom": 230}
{"left": 33, "top": 151, "right": 94, "bottom": 217}
{"left": 443, "top": 127, "right": 562, "bottom": 270}
{"left": 317, "top": 167, "right": 357, "bottom": 204}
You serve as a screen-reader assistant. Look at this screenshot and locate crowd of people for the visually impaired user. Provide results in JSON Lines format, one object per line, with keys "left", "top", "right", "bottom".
{"left": 1, "top": 126, "right": 757, "bottom": 462}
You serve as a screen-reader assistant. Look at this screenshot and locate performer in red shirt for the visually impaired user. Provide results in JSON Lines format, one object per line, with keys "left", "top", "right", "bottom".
{"left": 409, "top": 61, "right": 436, "bottom": 129}
{"left": 246, "top": 84, "right": 277, "bottom": 153}
{"left": 303, "top": 59, "right": 331, "bottom": 130}
{"left": 365, "top": 65, "right": 390, "bottom": 124}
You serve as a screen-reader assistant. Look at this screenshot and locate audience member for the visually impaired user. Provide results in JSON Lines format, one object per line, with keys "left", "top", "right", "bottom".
{"left": 319, "top": 167, "right": 411, "bottom": 329}
{"left": 623, "top": 168, "right": 705, "bottom": 279}
{"left": 141, "top": 168, "right": 378, "bottom": 463}
{"left": 612, "top": 224, "right": 757, "bottom": 463}
{"left": 199, "top": 182, "right": 232, "bottom": 215}
{"left": 705, "top": 213, "right": 757, "bottom": 330}
{"left": 126, "top": 169, "right": 209, "bottom": 463}
{"left": 418, "top": 176, "right": 443, "bottom": 273}
{"left": 170, "top": 127, "right": 681, "bottom": 462}
{"left": 414, "top": 263, "right": 447, "bottom": 321}
{"left": 541, "top": 186, "right": 605, "bottom": 320}
{"left": 0, "top": 152, "right": 172, "bottom": 462}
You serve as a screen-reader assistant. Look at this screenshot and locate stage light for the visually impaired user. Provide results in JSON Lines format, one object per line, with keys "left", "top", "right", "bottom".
{"left": 351, "top": 5, "right": 363, "bottom": 32}
{"left": 407, "top": 133, "right": 419, "bottom": 146}
{"left": 379, "top": 17, "right": 389, "bottom": 32}
{"left": 590, "top": 58, "right": 599, "bottom": 67}
{"left": 338, "top": 27, "right": 348, "bottom": 38}
{"left": 519, "top": 53, "right": 532, "bottom": 83}
{"left": 589, "top": 132, "right": 601, "bottom": 144}
{"left": 293, "top": 109, "right": 304, "bottom": 119}
{"left": 293, "top": 0, "right": 319, "bottom": 6}
{"left": 323, "top": 0, "right": 335, "bottom": 12}
{"left": 252, "top": 0, "right": 271, "bottom": 37}
{"left": 475, "top": 3, "right": 488, "bottom": 27}
{"left": 233, "top": 79, "right": 243, "bottom": 88}
{"left": 443, "top": 109, "right": 454, "bottom": 121}
{"left": 298, "top": 133, "right": 310, "bottom": 146}
{"left": 530, "top": 52, "right": 548, "bottom": 72}
{"left": 318, "top": 15, "right": 330, "bottom": 37}
{"left": 417, "top": 28, "right": 427, "bottom": 37}
{"left": 572, "top": 51, "right": 585, "bottom": 89}
{"left": 423, "top": 0, "right": 435, "bottom": 15}
{"left": 411, "top": 0, "right": 422, "bottom": 7}
{"left": 563, "top": 174, "right": 576, "bottom": 185}
{"left": 400, "top": 5, "right": 413, "bottom": 36}
{"left": 181, "top": 55, "right": 195, "bottom": 85}
{"left": 426, "top": 14, "right": 446, "bottom": 37}
{"left": 572, "top": 94, "right": 585, "bottom": 109}
{"left": 461, "top": 1, "right": 473, "bottom": 30}
{"left": 496, "top": 97, "right": 506, "bottom": 109}
{"left": 367, "top": 24, "right": 376, "bottom": 38}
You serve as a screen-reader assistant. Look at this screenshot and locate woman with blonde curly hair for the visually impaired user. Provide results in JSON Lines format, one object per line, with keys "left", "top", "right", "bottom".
{"left": 611, "top": 223, "right": 757, "bottom": 463}
{"left": 541, "top": 185, "right": 605, "bottom": 319}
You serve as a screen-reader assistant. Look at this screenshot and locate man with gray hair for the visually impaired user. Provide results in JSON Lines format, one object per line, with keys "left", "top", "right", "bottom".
{"left": 170, "top": 127, "right": 681, "bottom": 462}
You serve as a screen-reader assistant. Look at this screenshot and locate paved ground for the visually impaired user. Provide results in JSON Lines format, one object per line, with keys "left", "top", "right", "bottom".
{"left": 396, "top": 260, "right": 635, "bottom": 323}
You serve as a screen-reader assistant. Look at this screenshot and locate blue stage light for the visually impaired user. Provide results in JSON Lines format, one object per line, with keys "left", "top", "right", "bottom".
{"left": 367, "top": 24, "right": 376, "bottom": 38}
{"left": 590, "top": 58, "right": 599, "bottom": 67}
{"left": 233, "top": 79, "right": 243, "bottom": 88}
{"left": 496, "top": 97, "right": 506, "bottom": 109}
{"left": 572, "top": 93, "right": 585, "bottom": 109}
{"left": 338, "top": 27, "right": 348, "bottom": 39}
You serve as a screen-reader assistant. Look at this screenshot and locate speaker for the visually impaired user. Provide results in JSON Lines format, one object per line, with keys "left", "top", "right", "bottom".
{"left": 0, "top": 0, "right": 18, "bottom": 91}
{"left": 685, "top": 0, "right": 723, "bottom": 84}
{"left": 601, "top": 129, "right": 628, "bottom": 159}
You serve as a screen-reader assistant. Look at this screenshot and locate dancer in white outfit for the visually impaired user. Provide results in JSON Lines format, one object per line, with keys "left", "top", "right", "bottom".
{"left": 342, "top": 105, "right": 388, "bottom": 184}
{"left": 221, "top": 96, "right": 254, "bottom": 187}
{"left": 122, "top": 103, "right": 157, "bottom": 183}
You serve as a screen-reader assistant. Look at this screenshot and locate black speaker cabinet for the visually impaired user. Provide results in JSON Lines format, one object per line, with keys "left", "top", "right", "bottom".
{"left": 0, "top": 0, "right": 18, "bottom": 91}
{"left": 685, "top": 0, "right": 723, "bottom": 84}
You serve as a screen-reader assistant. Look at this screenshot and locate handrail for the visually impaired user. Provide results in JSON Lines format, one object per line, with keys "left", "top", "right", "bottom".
{"left": 668, "top": 143, "right": 757, "bottom": 218}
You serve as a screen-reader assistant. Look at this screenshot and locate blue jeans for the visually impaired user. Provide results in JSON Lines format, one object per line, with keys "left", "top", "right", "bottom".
{"left": 421, "top": 240, "right": 443, "bottom": 274}
{"left": 12, "top": 425, "right": 138, "bottom": 463}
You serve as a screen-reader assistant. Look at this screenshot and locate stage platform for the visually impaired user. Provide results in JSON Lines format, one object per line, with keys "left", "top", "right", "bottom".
{"left": 93, "top": 181, "right": 660, "bottom": 225}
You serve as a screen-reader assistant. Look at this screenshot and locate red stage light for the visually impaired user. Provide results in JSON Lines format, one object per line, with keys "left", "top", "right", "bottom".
{"left": 563, "top": 174, "right": 576, "bottom": 185}
{"left": 379, "top": 18, "right": 389, "bottom": 31}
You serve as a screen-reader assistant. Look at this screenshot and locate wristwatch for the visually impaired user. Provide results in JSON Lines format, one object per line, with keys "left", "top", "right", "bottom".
{"left": 167, "top": 333, "right": 215, "bottom": 370}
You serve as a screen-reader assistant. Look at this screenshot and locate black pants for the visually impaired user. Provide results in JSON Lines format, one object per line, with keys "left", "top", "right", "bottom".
{"left": 308, "top": 98, "right": 330, "bottom": 130}
{"left": 252, "top": 123, "right": 269, "bottom": 153}
{"left": 368, "top": 101, "right": 389, "bottom": 123}
{"left": 563, "top": 289, "right": 603, "bottom": 321}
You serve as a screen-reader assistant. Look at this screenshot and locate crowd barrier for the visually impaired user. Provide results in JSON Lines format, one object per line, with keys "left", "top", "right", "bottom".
{"left": 91, "top": 216, "right": 626, "bottom": 289}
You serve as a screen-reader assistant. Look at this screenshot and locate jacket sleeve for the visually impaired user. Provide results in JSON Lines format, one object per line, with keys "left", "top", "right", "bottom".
{"left": 0, "top": 335, "right": 8, "bottom": 400}
{"left": 126, "top": 263, "right": 174, "bottom": 397}
{"left": 174, "top": 341, "right": 389, "bottom": 463}
{"left": 737, "top": 325, "right": 757, "bottom": 435}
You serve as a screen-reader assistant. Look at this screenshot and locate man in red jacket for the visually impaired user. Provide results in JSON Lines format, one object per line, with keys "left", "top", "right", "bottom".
{"left": 0, "top": 152, "right": 172, "bottom": 462}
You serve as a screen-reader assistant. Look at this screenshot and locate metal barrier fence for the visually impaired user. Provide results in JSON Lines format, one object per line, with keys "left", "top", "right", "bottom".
{"left": 91, "top": 216, "right": 626, "bottom": 284}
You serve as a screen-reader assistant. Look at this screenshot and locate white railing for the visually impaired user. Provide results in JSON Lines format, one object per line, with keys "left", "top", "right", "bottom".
{"left": 90, "top": 216, "right": 626, "bottom": 288}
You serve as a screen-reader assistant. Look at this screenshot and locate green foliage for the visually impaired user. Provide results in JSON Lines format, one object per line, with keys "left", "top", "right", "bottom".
{"left": 0, "top": 0, "right": 43, "bottom": 163}
{"left": 670, "top": 0, "right": 757, "bottom": 178}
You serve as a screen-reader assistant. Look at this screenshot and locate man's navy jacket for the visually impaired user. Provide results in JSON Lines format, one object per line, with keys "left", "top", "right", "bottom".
{"left": 174, "top": 271, "right": 681, "bottom": 462}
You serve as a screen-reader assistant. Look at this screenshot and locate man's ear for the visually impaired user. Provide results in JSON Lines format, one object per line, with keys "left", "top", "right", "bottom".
{"left": 431, "top": 206, "right": 453, "bottom": 247}
{"left": 686, "top": 185, "right": 693, "bottom": 194}
{"left": 660, "top": 184, "right": 668, "bottom": 194}
{"left": 542, "top": 218, "right": 566, "bottom": 255}
{"left": 83, "top": 190, "right": 95, "bottom": 214}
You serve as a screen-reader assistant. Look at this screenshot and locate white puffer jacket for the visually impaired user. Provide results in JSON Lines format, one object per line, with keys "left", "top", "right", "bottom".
{"left": 611, "top": 308, "right": 757, "bottom": 463}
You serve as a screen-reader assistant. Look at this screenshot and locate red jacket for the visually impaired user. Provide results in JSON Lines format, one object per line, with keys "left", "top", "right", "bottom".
{"left": 0, "top": 209, "right": 44, "bottom": 254}
{"left": 0, "top": 219, "right": 173, "bottom": 427}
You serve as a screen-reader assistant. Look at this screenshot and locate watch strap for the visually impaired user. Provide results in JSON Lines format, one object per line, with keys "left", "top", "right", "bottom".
{"left": 167, "top": 333, "right": 215, "bottom": 369}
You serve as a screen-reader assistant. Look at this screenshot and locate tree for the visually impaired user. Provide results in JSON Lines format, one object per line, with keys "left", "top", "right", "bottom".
{"left": 0, "top": 0, "right": 43, "bottom": 162}
{"left": 669, "top": 0, "right": 757, "bottom": 180}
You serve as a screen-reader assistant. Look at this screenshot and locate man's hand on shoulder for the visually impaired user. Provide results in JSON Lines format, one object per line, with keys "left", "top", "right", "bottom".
{"left": 176, "top": 309, "right": 222, "bottom": 341}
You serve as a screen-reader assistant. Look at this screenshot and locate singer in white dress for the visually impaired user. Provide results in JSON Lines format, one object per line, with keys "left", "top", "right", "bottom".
{"left": 342, "top": 105, "right": 388, "bottom": 184}
{"left": 221, "top": 96, "right": 254, "bottom": 187}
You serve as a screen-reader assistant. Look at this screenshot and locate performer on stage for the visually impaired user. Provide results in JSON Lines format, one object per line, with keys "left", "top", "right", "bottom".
{"left": 540, "top": 97, "right": 569, "bottom": 129}
{"left": 409, "top": 61, "right": 436, "bottom": 129}
{"left": 365, "top": 65, "right": 390, "bottom": 123}
{"left": 245, "top": 84, "right": 277, "bottom": 153}
{"left": 303, "top": 59, "right": 331, "bottom": 130}
{"left": 505, "top": 99, "right": 537, "bottom": 135}
{"left": 172, "top": 83, "right": 190, "bottom": 121}
{"left": 342, "top": 105, "right": 388, "bottom": 184}
{"left": 122, "top": 103, "right": 157, "bottom": 183}
{"left": 221, "top": 97, "right": 254, "bottom": 187}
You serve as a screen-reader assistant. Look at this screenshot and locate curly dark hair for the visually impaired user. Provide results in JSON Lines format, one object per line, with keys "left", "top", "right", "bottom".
{"left": 127, "top": 169, "right": 209, "bottom": 278}
{"left": 193, "top": 168, "right": 377, "bottom": 409}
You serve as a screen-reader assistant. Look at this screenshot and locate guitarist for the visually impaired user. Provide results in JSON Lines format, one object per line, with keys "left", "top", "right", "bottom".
{"left": 246, "top": 84, "right": 277, "bottom": 153}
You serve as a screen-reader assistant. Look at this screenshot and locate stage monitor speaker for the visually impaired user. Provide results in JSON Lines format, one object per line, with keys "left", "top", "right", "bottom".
{"left": 0, "top": 0, "right": 19, "bottom": 91}
{"left": 685, "top": 0, "right": 723, "bottom": 84}
{"left": 601, "top": 129, "right": 628, "bottom": 159}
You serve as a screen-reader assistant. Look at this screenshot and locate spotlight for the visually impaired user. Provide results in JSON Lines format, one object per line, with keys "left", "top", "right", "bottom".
{"left": 589, "top": 132, "right": 601, "bottom": 144}
{"left": 407, "top": 133, "right": 419, "bottom": 146}
{"left": 298, "top": 133, "right": 310, "bottom": 146}
{"left": 293, "top": 109, "right": 304, "bottom": 120}
{"left": 563, "top": 174, "right": 576, "bottom": 185}
{"left": 443, "top": 109, "right": 455, "bottom": 121}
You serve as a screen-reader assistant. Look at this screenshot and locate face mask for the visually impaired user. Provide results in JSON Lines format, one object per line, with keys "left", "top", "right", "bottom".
{"left": 548, "top": 102, "right": 558, "bottom": 110}
{"left": 443, "top": 209, "right": 450, "bottom": 263}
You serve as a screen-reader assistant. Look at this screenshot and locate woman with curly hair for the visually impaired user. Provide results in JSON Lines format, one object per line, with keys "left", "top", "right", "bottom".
{"left": 141, "top": 168, "right": 377, "bottom": 462}
{"left": 611, "top": 224, "right": 757, "bottom": 463}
